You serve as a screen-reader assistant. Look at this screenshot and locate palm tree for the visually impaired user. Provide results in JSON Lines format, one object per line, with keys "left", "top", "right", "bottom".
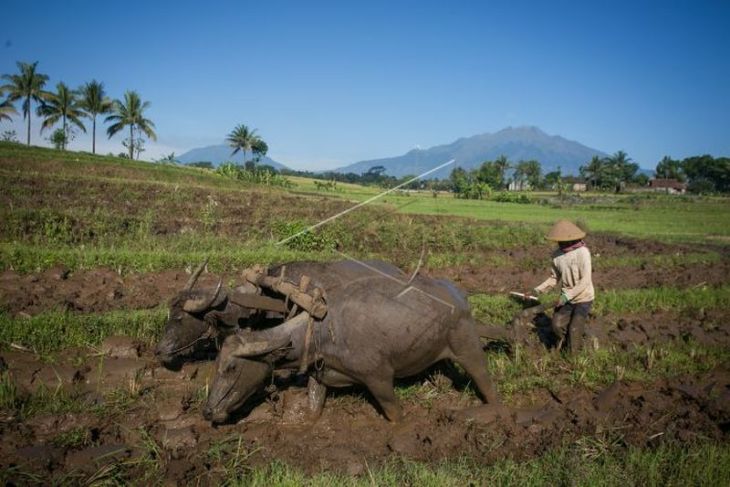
{"left": 105, "top": 91, "right": 157, "bottom": 160}
{"left": 38, "top": 82, "right": 87, "bottom": 150}
{"left": 0, "top": 61, "right": 49, "bottom": 145}
{"left": 0, "top": 95, "right": 17, "bottom": 124}
{"left": 227, "top": 124, "right": 262, "bottom": 163}
{"left": 580, "top": 156, "right": 605, "bottom": 189}
{"left": 78, "top": 80, "right": 113, "bottom": 154}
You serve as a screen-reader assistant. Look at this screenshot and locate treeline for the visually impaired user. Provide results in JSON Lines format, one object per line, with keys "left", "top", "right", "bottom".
{"left": 278, "top": 150, "right": 729, "bottom": 196}
{"left": 655, "top": 155, "right": 730, "bottom": 193}
{"left": 0, "top": 61, "right": 155, "bottom": 159}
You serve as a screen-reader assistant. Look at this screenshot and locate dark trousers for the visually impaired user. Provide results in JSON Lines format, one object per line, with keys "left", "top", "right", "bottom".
{"left": 552, "top": 301, "right": 592, "bottom": 353}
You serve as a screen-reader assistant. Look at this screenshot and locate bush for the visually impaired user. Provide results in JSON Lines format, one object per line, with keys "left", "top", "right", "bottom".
{"left": 216, "top": 162, "right": 293, "bottom": 188}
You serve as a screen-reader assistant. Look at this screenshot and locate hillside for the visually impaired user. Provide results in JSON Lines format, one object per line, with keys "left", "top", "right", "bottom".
{"left": 336, "top": 126, "right": 607, "bottom": 177}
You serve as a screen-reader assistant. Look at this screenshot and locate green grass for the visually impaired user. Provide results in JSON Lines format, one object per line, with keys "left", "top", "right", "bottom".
{"left": 207, "top": 441, "right": 730, "bottom": 486}
{"left": 393, "top": 192, "right": 730, "bottom": 244}
{"left": 0, "top": 241, "right": 328, "bottom": 274}
{"left": 0, "top": 308, "right": 167, "bottom": 355}
{"left": 294, "top": 178, "right": 730, "bottom": 244}
{"left": 469, "top": 285, "right": 730, "bottom": 325}
{"left": 487, "top": 341, "right": 729, "bottom": 396}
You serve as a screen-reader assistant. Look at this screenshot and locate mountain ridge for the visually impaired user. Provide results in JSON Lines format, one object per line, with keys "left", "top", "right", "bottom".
{"left": 335, "top": 126, "right": 609, "bottom": 178}
{"left": 176, "top": 144, "right": 288, "bottom": 170}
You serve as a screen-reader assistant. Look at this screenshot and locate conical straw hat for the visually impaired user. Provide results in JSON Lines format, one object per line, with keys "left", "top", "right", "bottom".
{"left": 546, "top": 220, "right": 586, "bottom": 242}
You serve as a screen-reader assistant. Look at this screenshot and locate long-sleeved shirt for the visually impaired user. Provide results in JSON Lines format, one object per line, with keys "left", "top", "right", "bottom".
{"left": 534, "top": 245, "right": 595, "bottom": 304}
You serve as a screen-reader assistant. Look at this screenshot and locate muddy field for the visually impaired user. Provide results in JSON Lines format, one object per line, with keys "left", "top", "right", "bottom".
{"left": 2, "top": 148, "right": 730, "bottom": 484}
{"left": 1, "top": 237, "right": 729, "bottom": 483}
{"left": 1, "top": 233, "right": 725, "bottom": 317}
{"left": 1, "top": 320, "right": 728, "bottom": 484}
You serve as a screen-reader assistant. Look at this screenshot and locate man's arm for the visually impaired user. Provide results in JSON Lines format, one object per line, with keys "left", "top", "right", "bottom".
{"left": 533, "top": 264, "right": 558, "bottom": 294}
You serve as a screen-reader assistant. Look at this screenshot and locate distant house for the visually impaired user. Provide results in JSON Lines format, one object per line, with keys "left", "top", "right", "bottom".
{"left": 572, "top": 183, "right": 587, "bottom": 192}
{"left": 648, "top": 178, "right": 687, "bottom": 194}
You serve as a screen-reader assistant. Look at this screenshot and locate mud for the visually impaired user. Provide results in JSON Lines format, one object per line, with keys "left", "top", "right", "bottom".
{"left": 1, "top": 336, "right": 728, "bottom": 484}
{"left": 507, "top": 308, "right": 730, "bottom": 352}
{"left": 431, "top": 259, "right": 730, "bottom": 295}
{"left": 2, "top": 248, "right": 728, "bottom": 317}
{"left": 0, "top": 266, "right": 228, "bottom": 316}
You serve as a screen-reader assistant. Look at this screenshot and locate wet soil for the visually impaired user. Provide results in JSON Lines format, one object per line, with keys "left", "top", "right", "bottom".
{"left": 1, "top": 334, "right": 728, "bottom": 484}
{"left": 2, "top": 241, "right": 728, "bottom": 317}
{"left": 429, "top": 258, "right": 730, "bottom": 295}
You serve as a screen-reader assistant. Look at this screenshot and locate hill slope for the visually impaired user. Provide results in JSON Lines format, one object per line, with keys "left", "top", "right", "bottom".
{"left": 336, "top": 126, "right": 607, "bottom": 178}
{"left": 177, "top": 144, "right": 288, "bottom": 170}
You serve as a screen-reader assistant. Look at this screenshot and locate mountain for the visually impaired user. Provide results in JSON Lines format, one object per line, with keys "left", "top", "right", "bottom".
{"left": 176, "top": 144, "right": 288, "bottom": 170}
{"left": 334, "top": 126, "right": 607, "bottom": 178}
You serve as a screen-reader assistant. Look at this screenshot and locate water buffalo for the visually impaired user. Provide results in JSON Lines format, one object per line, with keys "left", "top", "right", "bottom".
{"left": 156, "top": 260, "right": 513, "bottom": 368}
{"left": 203, "top": 265, "right": 500, "bottom": 423}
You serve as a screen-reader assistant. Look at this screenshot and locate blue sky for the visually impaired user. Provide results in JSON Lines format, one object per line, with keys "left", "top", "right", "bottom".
{"left": 1, "top": 0, "right": 728, "bottom": 170}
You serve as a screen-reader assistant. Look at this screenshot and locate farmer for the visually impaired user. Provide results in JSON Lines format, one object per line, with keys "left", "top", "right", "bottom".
{"left": 528, "top": 220, "right": 594, "bottom": 354}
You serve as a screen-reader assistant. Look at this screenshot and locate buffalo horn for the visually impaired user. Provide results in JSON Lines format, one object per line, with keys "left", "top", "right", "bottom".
{"left": 232, "top": 333, "right": 291, "bottom": 357}
{"left": 184, "top": 258, "right": 209, "bottom": 291}
{"left": 183, "top": 279, "right": 223, "bottom": 313}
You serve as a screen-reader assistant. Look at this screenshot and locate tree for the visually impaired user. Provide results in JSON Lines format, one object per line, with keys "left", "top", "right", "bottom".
{"left": 105, "top": 91, "right": 156, "bottom": 160}
{"left": 0, "top": 93, "right": 18, "bottom": 124}
{"left": 542, "top": 166, "right": 568, "bottom": 194}
{"left": 579, "top": 156, "right": 605, "bottom": 189}
{"left": 0, "top": 61, "right": 49, "bottom": 145}
{"left": 252, "top": 137, "right": 268, "bottom": 162}
{"left": 494, "top": 155, "right": 510, "bottom": 179}
{"left": 78, "top": 80, "right": 113, "bottom": 154}
{"left": 682, "top": 155, "right": 730, "bottom": 193}
{"left": 38, "top": 82, "right": 86, "bottom": 150}
{"left": 606, "top": 150, "right": 638, "bottom": 192}
{"left": 475, "top": 160, "right": 505, "bottom": 189}
{"left": 49, "top": 128, "right": 68, "bottom": 150}
{"left": 513, "top": 160, "right": 542, "bottom": 189}
{"left": 227, "top": 124, "right": 263, "bottom": 163}
{"left": 655, "top": 156, "right": 685, "bottom": 182}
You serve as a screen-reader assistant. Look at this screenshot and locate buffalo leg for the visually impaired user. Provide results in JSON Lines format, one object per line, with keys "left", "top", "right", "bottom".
{"left": 449, "top": 319, "right": 501, "bottom": 405}
{"left": 363, "top": 375, "right": 402, "bottom": 422}
{"left": 306, "top": 375, "right": 327, "bottom": 418}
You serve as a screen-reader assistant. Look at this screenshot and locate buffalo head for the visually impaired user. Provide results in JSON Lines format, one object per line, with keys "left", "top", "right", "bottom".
{"left": 203, "top": 319, "right": 299, "bottom": 423}
{"left": 155, "top": 260, "right": 227, "bottom": 367}
{"left": 202, "top": 334, "right": 275, "bottom": 423}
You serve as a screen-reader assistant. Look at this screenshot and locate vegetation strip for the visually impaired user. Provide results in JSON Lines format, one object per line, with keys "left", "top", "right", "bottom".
{"left": 204, "top": 442, "right": 730, "bottom": 487}
{"left": 469, "top": 286, "right": 730, "bottom": 324}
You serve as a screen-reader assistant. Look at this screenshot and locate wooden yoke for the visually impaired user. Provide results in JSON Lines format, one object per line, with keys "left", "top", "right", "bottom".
{"left": 241, "top": 265, "right": 328, "bottom": 319}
